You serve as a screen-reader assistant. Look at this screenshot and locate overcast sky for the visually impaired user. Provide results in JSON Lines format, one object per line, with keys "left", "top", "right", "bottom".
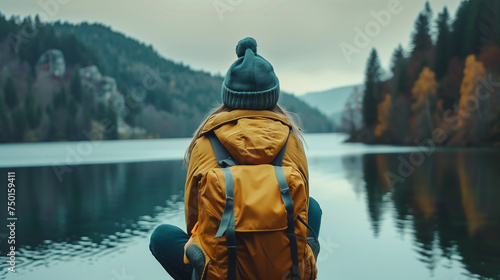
{"left": 2, "top": 0, "right": 461, "bottom": 95}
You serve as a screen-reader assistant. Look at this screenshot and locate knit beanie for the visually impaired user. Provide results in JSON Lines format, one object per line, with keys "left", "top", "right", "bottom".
{"left": 221, "top": 37, "right": 280, "bottom": 110}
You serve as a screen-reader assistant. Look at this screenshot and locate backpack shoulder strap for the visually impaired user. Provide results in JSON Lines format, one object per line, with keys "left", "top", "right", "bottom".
{"left": 207, "top": 130, "right": 237, "bottom": 280}
{"left": 207, "top": 131, "right": 239, "bottom": 167}
{"left": 270, "top": 129, "right": 291, "bottom": 166}
{"left": 216, "top": 167, "right": 237, "bottom": 280}
{"left": 275, "top": 165, "right": 300, "bottom": 279}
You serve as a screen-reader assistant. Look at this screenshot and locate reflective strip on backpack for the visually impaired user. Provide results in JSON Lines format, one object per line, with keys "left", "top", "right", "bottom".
{"left": 270, "top": 130, "right": 290, "bottom": 166}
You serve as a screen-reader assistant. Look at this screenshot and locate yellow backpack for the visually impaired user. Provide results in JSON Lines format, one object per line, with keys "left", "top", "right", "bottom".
{"left": 185, "top": 129, "right": 318, "bottom": 280}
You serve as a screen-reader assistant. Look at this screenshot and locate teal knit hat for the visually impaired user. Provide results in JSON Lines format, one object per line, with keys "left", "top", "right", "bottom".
{"left": 222, "top": 37, "right": 280, "bottom": 110}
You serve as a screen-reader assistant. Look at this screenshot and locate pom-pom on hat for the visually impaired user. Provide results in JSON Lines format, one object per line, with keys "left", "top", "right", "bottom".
{"left": 222, "top": 37, "right": 279, "bottom": 110}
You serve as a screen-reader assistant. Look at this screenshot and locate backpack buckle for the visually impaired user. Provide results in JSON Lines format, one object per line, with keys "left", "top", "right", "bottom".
{"left": 219, "top": 158, "right": 237, "bottom": 168}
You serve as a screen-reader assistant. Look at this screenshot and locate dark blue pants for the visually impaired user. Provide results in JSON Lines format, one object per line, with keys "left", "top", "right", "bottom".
{"left": 150, "top": 197, "right": 322, "bottom": 280}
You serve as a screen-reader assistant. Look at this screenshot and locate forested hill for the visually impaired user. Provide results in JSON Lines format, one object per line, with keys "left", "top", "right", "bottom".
{"left": 54, "top": 22, "right": 333, "bottom": 134}
{"left": 0, "top": 15, "right": 333, "bottom": 143}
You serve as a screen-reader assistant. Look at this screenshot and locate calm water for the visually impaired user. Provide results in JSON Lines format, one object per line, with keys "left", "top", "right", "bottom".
{"left": 0, "top": 133, "right": 499, "bottom": 280}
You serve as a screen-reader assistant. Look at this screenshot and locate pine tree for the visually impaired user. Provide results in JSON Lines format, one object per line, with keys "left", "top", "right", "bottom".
{"left": 12, "top": 108, "right": 27, "bottom": 142}
{"left": 60, "top": 87, "right": 67, "bottom": 107}
{"left": 0, "top": 90, "right": 11, "bottom": 142}
{"left": 390, "top": 45, "right": 408, "bottom": 95}
{"left": 25, "top": 88, "right": 42, "bottom": 129}
{"left": 68, "top": 98, "right": 78, "bottom": 118}
{"left": 452, "top": 0, "right": 486, "bottom": 58}
{"left": 52, "top": 87, "right": 68, "bottom": 109}
{"left": 451, "top": 0, "right": 471, "bottom": 58}
{"left": 66, "top": 98, "right": 79, "bottom": 140}
{"left": 65, "top": 119, "right": 73, "bottom": 140}
{"left": 411, "top": 2, "right": 433, "bottom": 54}
{"left": 106, "top": 103, "right": 119, "bottom": 140}
{"left": 434, "top": 7, "right": 452, "bottom": 81}
{"left": 391, "top": 44, "right": 405, "bottom": 75}
{"left": 97, "top": 102, "right": 106, "bottom": 120}
{"left": 478, "top": 0, "right": 500, "bottom": 48}
{"left": 363, "top": 48, "right": 382, "bottom": 129}
{"left": 83, "top": 110, "right": 91, "bottom": 137}
{"left": 424, "top": 1, "right": 433, "bottom": 36}
{"left": 4, "top": 77, "right": 18, "bottom": 109}
{"left": 70, "top": 70, "right": 83, "bottom": 102}
{"left": 461, "top": 0, "right": 484, "bottom": 56}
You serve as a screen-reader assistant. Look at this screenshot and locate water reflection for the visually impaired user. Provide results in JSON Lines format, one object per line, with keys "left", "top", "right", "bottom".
{"left": 0, "top": 160, "right": 186, "bottom": 277}
{"left": 1, "top": 145, "right": 500, "bottom": 280}
{"left": 342, "top": 151, "right": 500, "bottom": 280}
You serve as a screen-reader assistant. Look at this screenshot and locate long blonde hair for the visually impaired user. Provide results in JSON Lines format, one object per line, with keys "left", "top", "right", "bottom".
{"left": 184, "top": 104, "right": 304, "bottom": 166}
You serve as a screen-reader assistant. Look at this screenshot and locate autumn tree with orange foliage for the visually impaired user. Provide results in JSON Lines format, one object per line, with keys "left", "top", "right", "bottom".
{"left": 374, "top": 94, "right": 392, "bottom": 139}
{"left": 458, "top": 55, "right": 486, "bottom": 127}
{"left": 410, "top": 67, "right": 437, "bottom": 140}
{"left": 450, "top": 55, "right": 489, "bottom": 144}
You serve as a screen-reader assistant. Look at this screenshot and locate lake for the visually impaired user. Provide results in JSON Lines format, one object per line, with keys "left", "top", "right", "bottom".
{"left": 0, "top": 133, "right": 499, "bottom": 280}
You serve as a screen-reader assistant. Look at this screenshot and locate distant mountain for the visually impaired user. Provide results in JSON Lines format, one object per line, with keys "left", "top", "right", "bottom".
{"left": 300, "top": 84, "right": 363, "bottom": 115}
{"left": 299, "top": 84, "right": 364, "bottom": 127}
